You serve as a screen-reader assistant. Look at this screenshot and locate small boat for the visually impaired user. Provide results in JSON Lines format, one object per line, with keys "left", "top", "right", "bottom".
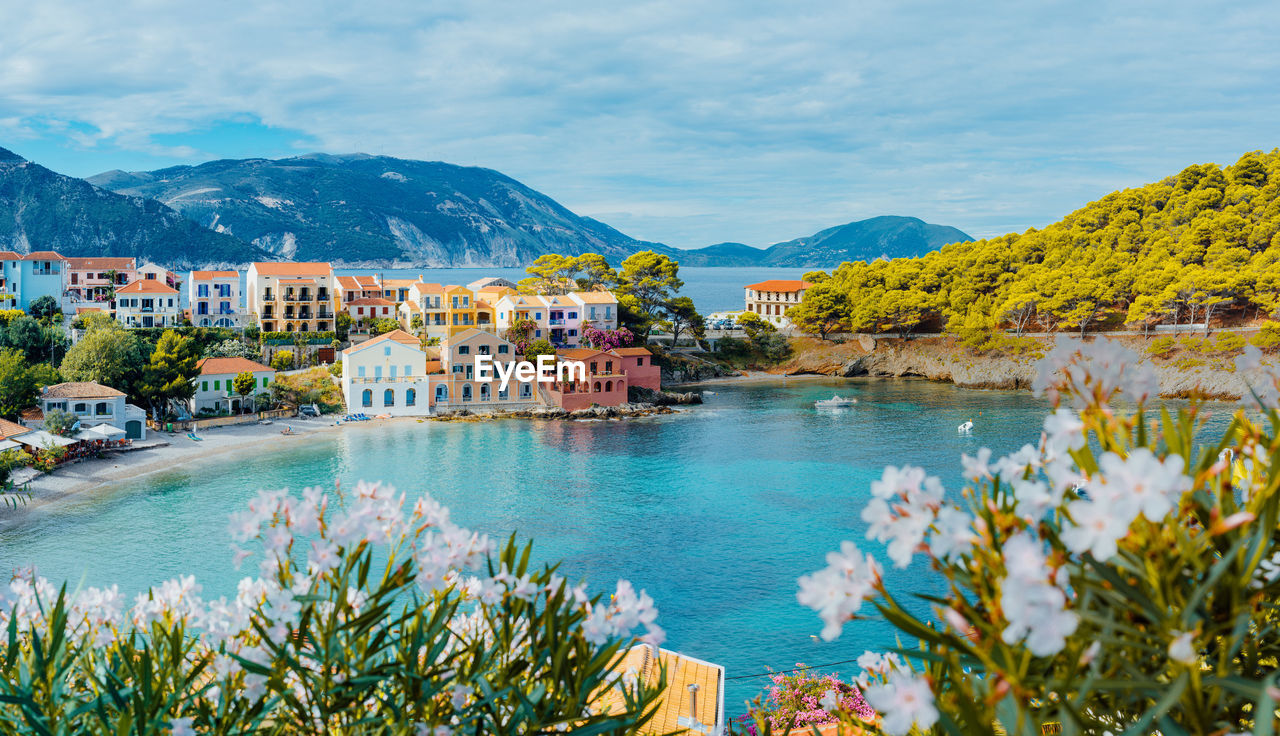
{"left": 815, "top": 395, "right": 858, "bottom": 408}
{"left": 958, "top": 420, "right": 974, "bottom": 433}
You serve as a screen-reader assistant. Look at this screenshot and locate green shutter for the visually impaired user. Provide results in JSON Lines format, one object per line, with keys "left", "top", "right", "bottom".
{"left": 262, "top": 377, "right": 269, "bottom": 387}
{"left": 214, "top": 380, "right": 220, "bottom": 390}
{"left": 202, "top": 381, "right": 208, "bottom": 391}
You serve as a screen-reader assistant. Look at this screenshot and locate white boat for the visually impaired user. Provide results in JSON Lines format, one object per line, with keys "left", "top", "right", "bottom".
{"left": 815, "top": 395, "right": 858, "bottom": 408}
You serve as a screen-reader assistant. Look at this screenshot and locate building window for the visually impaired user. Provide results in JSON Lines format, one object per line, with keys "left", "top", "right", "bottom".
{"left": 74, "top": 402, "right": 88, "bottom": 414}
{"left": 406, "top": 389, "right": 416, "bottom": 406}
{"left": 262, "top": 377, "right": 269, "bottom": 388}
{"left": 96, "top": 402, "right": 110, "bottom": 415}
{"left": 498, "top": 387, "right": 508, "bottom": 400}
{"left": 383, "top": 389, "right": 394, "bottom": 406}
{"left": 214, "top": 380, "right": 220, "bottom": 390}
{"left": 458, "top": 345, "right": 470, "bottom": 355}
{"left": 362, "top": 389, "right": 372, "bottom": 407}
{"left": 201, "top": 381, "right": 208, "bottom": 391}
{"left": 593, "top": 381, "right": 602, "bottom": 392}
{"left": 480, "top": 384, "right": 491, "bottom": 401}
{"left": 462, "top": 385, "right": 472, "bottom": 402}
{"left": 636, "top": 357, "right": 644, "bottom": 366}
{"left": 521, "top": 384, "right": 531, "bottom": 398}
{"left": 605, "top": 381, "right": 613, "bottom": 392}
{"left": 404, "top": 364, "right": 411, "bottom": 376}
{"left": 374, "top": 366, "right": 382, "bottom": 379}
{"left": 435, "top": 384, "right": 448, "bottom": 402}
{"left": 358, "top": 366, "right": 366, "bottom": 377}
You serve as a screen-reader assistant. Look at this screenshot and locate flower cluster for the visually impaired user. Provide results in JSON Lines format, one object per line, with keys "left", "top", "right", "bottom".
{"left": 742, "top": 668, "right": 876, "bottom": 735}
{"left": 0, "top": 481, "right": 665, "bottom": 733}
{"left": 583, "top": 325, "right": 636, "bottom": 351}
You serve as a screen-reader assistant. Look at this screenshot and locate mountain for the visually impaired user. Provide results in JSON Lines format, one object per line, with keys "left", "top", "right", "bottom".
{"left": 89, "top": 154, "right": 665, "bottom": 267}
{"left": 666, "top": 216, "right": 972, "bottom": 267}
{"left": 0, "top": 146, "right": 264, "bottom": 267}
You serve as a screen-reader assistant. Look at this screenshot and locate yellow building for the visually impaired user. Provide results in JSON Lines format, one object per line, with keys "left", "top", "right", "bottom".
{"left": 245, "top": 262, "right": 336, "bottom": 333}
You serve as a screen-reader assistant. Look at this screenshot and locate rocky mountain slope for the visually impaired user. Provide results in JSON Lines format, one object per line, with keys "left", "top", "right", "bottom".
{"left": 89, "top": 153, "right": 666, "bottom": 267}
{"left": 0, "top": 147, "right": 264, "bottom": 267}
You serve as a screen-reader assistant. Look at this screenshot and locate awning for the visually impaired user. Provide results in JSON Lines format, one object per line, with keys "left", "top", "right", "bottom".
{"left": 85, "top": 424, "right": 126, "bottom": 438}
{"left": 17, "top": 430, "right": 78, "bottom": 448}
{"left": 0, "top": 439, "right": 22, "bottom": 452}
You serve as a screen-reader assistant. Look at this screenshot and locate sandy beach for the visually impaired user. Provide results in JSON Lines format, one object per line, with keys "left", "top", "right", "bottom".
{"left": 3, "top": 417, "right": 354, "bottom": 518}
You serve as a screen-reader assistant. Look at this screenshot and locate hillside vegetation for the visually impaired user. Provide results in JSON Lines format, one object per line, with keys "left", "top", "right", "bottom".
{"left": 791, "top": 150, "right": 1280, "bottom": 339}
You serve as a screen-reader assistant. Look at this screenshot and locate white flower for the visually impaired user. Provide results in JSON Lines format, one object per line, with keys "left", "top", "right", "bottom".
{"left": 862, "top": 466, "right": 944, "bottom": 568}
{"left": 1043, "top": 408, "right": 1086, "bottom": 457}
{"left": 1060, "top": 498, "right": 1131, "bottom": 561}
{"left": 999, "top": 533, "right": 1078, "bottom": 657}
{"left": 819, "top": 688, "right": 839, "bottom": 712}
{"left": 307, "top": 540, "right": 340, "bottom": 575}
{"left": 1236, "top": 346, "right": 1280, "bottom": 409}
{"left": 863, "top": 668, "right": 939, "bottom": 736}
{"left": 928, "top": 507, "right": 976, "bottom": 560}
{"left": 798, "top": 542, "right": 881, "bottom": 641}
{"left": 450, "top": 684, "right": 472, "bottom": 709}
{"left": 1168, "top": 631, "right": 1197, "bottom": 665}
{"left": 960, "top": 447, "right": 993, "bottom": 481}
{"left": 1093, "top": 449, "right": 1190, "bottom": 522}
{"left": 1034, "top": 337, "right": 1159, "bottom": 408}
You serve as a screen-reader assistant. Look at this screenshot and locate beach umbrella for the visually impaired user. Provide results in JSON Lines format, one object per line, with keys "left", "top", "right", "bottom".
{"left": 87, "top": 424, "right": 126, "bottom": 438}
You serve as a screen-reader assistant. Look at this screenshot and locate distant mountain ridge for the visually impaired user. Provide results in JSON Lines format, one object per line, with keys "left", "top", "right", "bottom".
{"left": 89, "top": 153, "right": 666, "bottom": 267}
{"left": 90, "top": 153, "right": 969, "bottom": 268}
{"left": 669, "top": 216, "right": 972, "bottom": 266}
{"left": 0, "top": 146, "right": 265, "bottom": 267}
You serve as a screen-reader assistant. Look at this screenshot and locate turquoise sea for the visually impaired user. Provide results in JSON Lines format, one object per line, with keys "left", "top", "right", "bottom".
{"left": 0, "top": 378, "right": 1240, "bottom": 710}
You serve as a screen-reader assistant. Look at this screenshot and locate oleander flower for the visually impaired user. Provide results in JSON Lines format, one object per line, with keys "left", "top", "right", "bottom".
{"left": 797, "top": 542, "right": 881, "bottom": 641}
{"left": 862, "top": 667, "right": 938, "bottom": 736}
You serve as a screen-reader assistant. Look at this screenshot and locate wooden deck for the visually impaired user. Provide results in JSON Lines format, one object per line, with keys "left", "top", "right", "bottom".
{"left": 602, "top": 646, "right": 724, "bottom": 734}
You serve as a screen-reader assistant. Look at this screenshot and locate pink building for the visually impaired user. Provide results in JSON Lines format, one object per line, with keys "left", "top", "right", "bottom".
{"left": 611, "top": 347, "right": 660, "bottom": 391}
{"left": 65, "top": 257, "right": 137, "bottom": 303}
{"left": 542, "top": 348, "right": 629, "bottom": 411}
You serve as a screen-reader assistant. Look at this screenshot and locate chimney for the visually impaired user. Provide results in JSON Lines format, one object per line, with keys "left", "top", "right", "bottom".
{"left": 687, "top": 683, "right": 699, "bottom": 720}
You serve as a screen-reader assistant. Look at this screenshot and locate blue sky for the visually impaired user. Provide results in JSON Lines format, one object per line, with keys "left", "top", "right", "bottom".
{"left": 2, "top": 0, "right": 1278, "bottom": 248}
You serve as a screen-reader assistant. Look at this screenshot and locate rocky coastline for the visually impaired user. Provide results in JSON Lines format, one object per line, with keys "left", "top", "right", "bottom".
{"left": 774, "top": 334, "right": 1267, "bottom": 401}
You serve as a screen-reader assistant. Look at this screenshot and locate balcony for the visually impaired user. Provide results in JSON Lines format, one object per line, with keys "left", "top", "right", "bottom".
{"left": 549, "top": 318, "right": 565, "bottom": 326}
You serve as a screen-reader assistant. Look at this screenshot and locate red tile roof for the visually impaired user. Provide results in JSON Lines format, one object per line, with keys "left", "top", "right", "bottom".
{"left": 42, "top": 381, "right": 125, "bottom": 399}
{"left": 0, "top": 251, "right": 20, "bottom": 260}
{"left": 118, "top": 279, "right": 178, "bottom": 294}
{"left": 610, "top": 347, "right": 652, "bottom": 356}
{"left": 746, "top": 279, "right": 812, "bottom": 292}
{"left": 196, "top": 357, "right": 274, "bottom": 376}
{"left": 192, "top": 270, "right": 238, "bottom": 279}
{"left": 346, "top": 297, "right": 396, "bottom": 306}
{"left": 66, "top": 257, "right": 136, "bottom": 270}
{"left": 0, "top": 418, "right": 31, "bottom": 439}
{"left": 251, "top": 262, "right": 333, "bottom": 276}
{"left": 22, "top": 251, "right": 66, "bottom": 261}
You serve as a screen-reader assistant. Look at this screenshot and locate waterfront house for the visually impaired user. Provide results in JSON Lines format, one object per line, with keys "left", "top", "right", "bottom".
{"left": 336, "top": 275, "right": 382, "bottom": 307}
{"left": 404, "top": 282, "right": 448, "bottom": 341}
{"left": 65, "top": 257, "right": 136, "bottom": 305}
{"left": 246, "top": 262, "right": 336, "bottom": 333}
{"left": 192, "top": 357, "right": 275, "bottom": 415}
{"left": 340, "top": 329, "right": 435, "bottom": 416}
{"left": 611, "top": 347, "right": 660, "bottom": 391}
{"left": 602, "top": 645, "right": 726, "bottom": 735}
{"left": 189, "top": 270, "right": 246, "bottom": 329}
{"left": 568, "top": 290, "right": 619, "bottom": 330}
{"left": 7, "top": 251, "right": 68, "bottom": 312}
{"left": 436, "top": 328, "right": 536, "bottom": 410}
{"left": 744, "top": 279, "right": 812, "bottom": 329}
{"left": 467, "top": 276, "right": 518, "bottom": 292}
{"left": 31, "top": 382, "right": 147, "bottom": 439}
{"left": 0, "top": 417, "right": 33, "bottom": 444}
{"left": 542, "top": 347, "right": 628, "bottom": 411}
{"left": 136, "top": 263, "right": 180, "bottom": 290}
{"left": 347, "top": 297, "right": 397, "bottom": 324}
{"left": 115, "top": 279, "right": 182, "bottom": 328}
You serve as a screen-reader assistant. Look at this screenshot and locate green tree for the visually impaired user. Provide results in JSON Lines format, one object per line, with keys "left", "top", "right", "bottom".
{"left": 232, "top": 371, "right": 257, "bottom": 413}
{"left": 335, "top": 311, "right": 352, "bottom": 341}
{"left": 137, "top": 330, "right": 200, "bottom": 418}
{"left": 370, "top": 318, "right": 400, "bottom": 336}
{"left": 572, "top": 253, "right": 620, "bottom": 291}
{"left": 27, "top": 295, "right": 61, "bottom": 323}
{"left": 522, "top": 338, "right": 555, "bottom": 364}
{"left": 42, "top": 408, "right": 77, "bottom": 437}
{"left": 523, "top": 254, "right": 577, "bottom": 294}
{"left": 59, "top": 317, "right": 145, "bottom": 393}
{"left": 0, "top": 348, "right": 37, "bottom": 420}
{"left": 737, "top": 311, "right": 776, "bottom": 341}
{"left": 617, "top": 251, "right": 683, "bottom": 341}
{"left": 2, "top": 315, "right": 66, "bottom": 363}
{"left": 786, "top": 284, "right": 849, "bottom": 340}
{"left": 662, "top": 296, "right": 704, "bottom": 347}
{"left": 410, "top": 313, "right": 423, "bottom": 331}
{"left": 203, "top": 338, "right": 261, "bottom": 361}
{"left": 271, "top": 350, "right": 296, "bottom": 371}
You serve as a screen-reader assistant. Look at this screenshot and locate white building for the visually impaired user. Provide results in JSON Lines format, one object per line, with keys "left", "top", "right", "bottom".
{"left": 192, "top": 357, "right": 276, "bottom": 415}
{"left": 341, "top": 329, "right": 435, "bottom": 417}
{"left": 136, "top": 263, "right": 181, "bottom": 290}
{"left": 568, "top": 291, "right": 618, "bottom": 330}
{"left": 190, "top": 270, "right": 247, "bottom": 329}
{"left": 744, "top": 279, "right": 813, "bottom": 329}
{"left": 32, "top": 382, "right": 148, "bottom": 439}
{"left": 115, "top": 279, "right": 182, "bottom": 328}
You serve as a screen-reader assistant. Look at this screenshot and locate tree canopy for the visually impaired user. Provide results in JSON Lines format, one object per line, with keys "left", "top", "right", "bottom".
{"left": 798, "top": 150, "right": 1280, "bottom": 338}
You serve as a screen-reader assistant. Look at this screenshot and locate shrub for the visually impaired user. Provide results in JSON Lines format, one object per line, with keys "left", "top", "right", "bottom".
{"left": 1214, "top": 332, "right": 1247, "bottom": 354}
{"left": 784, "top": 339, "right": 1280, "bottom": 735}
{"left": 1146, "top": 335, "right": 1177, "bottom": 358}
{"left": 270, "top": 350, "right": 295, "bottom": 371}
{"left": 42, "top": 409, "right": 77, "bottom": 437}
{"left": 742, "top": 668, "right": 875, "bottom": 734}
{"left": 0, "top": 483, "right": 665, "bottom": 732}
{"left": 328, "top": 360, "right": 342, "bottom": 378}
{"left": 1251, "top": 323, "right": 1280, "bottom": 353}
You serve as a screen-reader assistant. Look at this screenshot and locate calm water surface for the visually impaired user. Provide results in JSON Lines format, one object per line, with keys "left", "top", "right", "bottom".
{"left": 0, "top": 379, "right": 1238, "bottom": 710}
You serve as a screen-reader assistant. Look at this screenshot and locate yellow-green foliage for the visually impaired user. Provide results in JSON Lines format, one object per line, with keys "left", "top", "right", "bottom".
{"left": 272, "top": 367, "right": 343, "bottom": 412}
{"left": 808, "top": 151, "right": 1280, "bottom": 337}
{"left": 1147, "top": 336, "right": 1178, "bottom": 358}
{"left": 1251, "top": 323, "right": 1280, "bottom": 352}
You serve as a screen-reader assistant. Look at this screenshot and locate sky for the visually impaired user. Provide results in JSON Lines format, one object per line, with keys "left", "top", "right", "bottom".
{"left": 1, "top": 0, "right": 1278, "bottom": 249}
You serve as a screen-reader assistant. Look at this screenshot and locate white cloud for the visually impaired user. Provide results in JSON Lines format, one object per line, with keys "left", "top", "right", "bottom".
{"left": 1, "top": 0, "right": 1278, "bottom": 247}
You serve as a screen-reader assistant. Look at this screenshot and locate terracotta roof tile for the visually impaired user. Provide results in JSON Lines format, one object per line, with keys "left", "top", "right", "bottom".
{"left": 66, "top": 257, "right": 136, "bottom": 270}
{"left": 192, "top": 270, "right": 238, "bottom": 279}
{"left": 22, "top": 251, "right": 66, "bottom": 261}
{"left": 42, "top": 382, "right": 125, "bottom": 399}
{"left": 118, "top": 280, "right": 178, "bottom": 294}
{"left": 251, "top": 262, "right": 333, "bottom": 276}
{"left": 745, "top": 279, "right": 812, "bottom": 292}
{"left": 196, "top": 357, "right": 274, "bottom": 376}
{"left": 0, "top": 418, "right": 31, "bottom": 439}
